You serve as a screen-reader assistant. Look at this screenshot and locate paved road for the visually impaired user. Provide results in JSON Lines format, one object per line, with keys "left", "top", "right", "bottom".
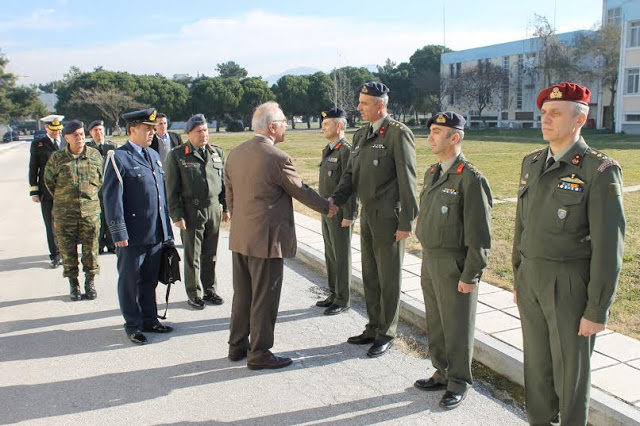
{"left": 0, "top": 143, "right": 527, "bottom": 425}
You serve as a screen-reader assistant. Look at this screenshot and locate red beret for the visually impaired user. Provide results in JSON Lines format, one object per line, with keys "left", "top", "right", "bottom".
{"left": 536, "top": 82, "right": 591, "bottom": 109}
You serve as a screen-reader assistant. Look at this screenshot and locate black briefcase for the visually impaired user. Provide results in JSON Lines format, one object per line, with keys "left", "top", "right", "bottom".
{"left": 158, "top": 243, "right": 181, "bottom": 319}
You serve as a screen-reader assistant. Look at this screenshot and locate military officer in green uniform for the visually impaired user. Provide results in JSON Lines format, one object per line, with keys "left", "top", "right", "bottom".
{"left": 86, "top": 119, "right": 117, "bottom": 254}
{"left": 331, "top": 82, "right": 418, "bottom": 357}
{"left": 513, "top": 82, "right": 625, "bottom": 426}
{"left": 44, "top": 120, "right": 103, "bottom": 301}
{"left": 316, "top": 107, "right": 358, "bottom": 315}
{"left": 413, "top": 111, "right": 492, "bottom": 409}
{"left": 165, "top": 114, "right": 229, "bottom": 310}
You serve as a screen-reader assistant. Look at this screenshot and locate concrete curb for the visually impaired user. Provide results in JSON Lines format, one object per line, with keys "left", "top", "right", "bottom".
{"left": 296, "top": 239, "right": 640, "bottom": 426}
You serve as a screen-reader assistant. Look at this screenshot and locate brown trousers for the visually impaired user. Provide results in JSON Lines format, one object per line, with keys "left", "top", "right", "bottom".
{"left": 228, "top": 252, "right": 284, "bottom": 362}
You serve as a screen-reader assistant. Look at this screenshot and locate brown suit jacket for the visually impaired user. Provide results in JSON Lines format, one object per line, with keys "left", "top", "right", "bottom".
{"left": 225, "top": 135, "right": 330, "bottom": 259}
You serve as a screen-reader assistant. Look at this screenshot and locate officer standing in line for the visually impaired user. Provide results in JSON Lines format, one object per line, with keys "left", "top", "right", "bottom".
{"left": 513, "top": 82, "right": 625, "bottom": 426}
{"left": 331, "top": 82, "right": 418, "bottom": 358}
{"left": 103, "top": 108, "right": 174, "bottom": 345}
{"left": 413, "top": 112, "right": 492, "bottom": 409}
{"left": 29, "top": 115, "right": 64, "bottom": 268}
{"left": 44, "top": 120, "right": 103, "bottom": 301}
{"left": 86, "top": 119, "right": 117, "bottom": 254}
{"left": 316, "top": 107, "right": 358, "bottom": 315}
{"left": 164, "top": 114, "right": 229, "bottom": 310}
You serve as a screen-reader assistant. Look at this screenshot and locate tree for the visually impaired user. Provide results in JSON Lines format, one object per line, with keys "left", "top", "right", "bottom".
{"left": 410, "top": 45, "right": 453, "bottom": 115}
{"left": 0, "top": 51, "right": 16, "bottom": 123}
{"left": 189, "top": 77, "right": 244, "bottom": 131}
{"left": 306, "top": 72, "right": 333, "bottom": 128}
{"left": 135, "top": 75, "right": 189, "bottom": 121}
{"left": 574, "top": 24, "right": 620, "bottom": 130}
{"left": 328, "top": 66, "right": 375, "bottom": 126}
{"left": 238, "top": 77, "right": 275, "bottom": 130}
{"left": 216, "top": 61, "right": 248, "bottom": 79}
{"left": 273, "top": 75, "right": 310, "bottom": 129}
{"left": 447, "top": 62, "right": 509, "bottom": 118}
{"left": 69, "top": 88, "right": 145, "bottom": 133}
{"left": 530, "top": 15, "right": 578, "bottom": 86}
{"left": 0, "top": 50, "right": 47, "bottom": 124}
{"left": 376, "top": 60, "right": 414, "bottom": 121}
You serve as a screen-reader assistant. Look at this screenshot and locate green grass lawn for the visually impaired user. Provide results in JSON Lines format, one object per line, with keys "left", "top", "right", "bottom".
{"left": 111, "top": 127, "right": 640, "bottom": 338}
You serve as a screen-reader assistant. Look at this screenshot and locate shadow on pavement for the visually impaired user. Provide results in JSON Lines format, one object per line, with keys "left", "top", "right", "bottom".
{"left": 0, "top": 255, "right": 51, "bottom": 272}
{"left": 0, "top": 294, "right": 67, "bottom": 310}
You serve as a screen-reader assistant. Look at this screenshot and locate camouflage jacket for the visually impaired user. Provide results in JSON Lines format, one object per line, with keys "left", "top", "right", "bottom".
{"left": 44, "top": 145, "right": 103, "bottom": 219}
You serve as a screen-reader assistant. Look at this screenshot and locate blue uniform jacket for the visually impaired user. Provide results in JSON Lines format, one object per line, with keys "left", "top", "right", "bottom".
{"left": 103, "top": 142, "right": 173, "bottom": 246}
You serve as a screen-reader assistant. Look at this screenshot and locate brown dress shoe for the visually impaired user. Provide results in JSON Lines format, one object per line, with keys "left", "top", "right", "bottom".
{"left": 247, "top": 352, "right": 293, "bottom": 370}
{"left": 228, "top": 349, "right": 248, "bottom": 362}
{"left": 315, "top": 296, "right": 333, "bottom": 307}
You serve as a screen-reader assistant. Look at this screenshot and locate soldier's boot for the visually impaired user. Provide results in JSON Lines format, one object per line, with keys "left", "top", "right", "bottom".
{"left": 84, "top": 276, "right": 97, "bottom": 300}
{"left": 69, "top": 278, "right": 82, "bottom": 301}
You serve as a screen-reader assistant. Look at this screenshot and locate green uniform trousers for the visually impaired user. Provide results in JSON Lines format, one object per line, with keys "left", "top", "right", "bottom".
{"left": 321, "top": 215, "right": 353, "bottom": 307}
{"left": 517, "top": 257, "right": 594, "bottom": 426}
{"left": 54, "top": 214, "right": 100, "bottom": 278}
{"left": 360, "top": 208, "right": 404, "bottom": 340}
{"left": 421, "top": 253, "right": 477, "bottom": 395}
{"left": 181, "top": 201, "right": 221, "bottom": 299}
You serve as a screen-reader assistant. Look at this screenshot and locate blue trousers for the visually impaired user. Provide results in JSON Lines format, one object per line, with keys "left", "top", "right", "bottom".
{"left": 116, "top": 242, "right": 163, "bottom": 333}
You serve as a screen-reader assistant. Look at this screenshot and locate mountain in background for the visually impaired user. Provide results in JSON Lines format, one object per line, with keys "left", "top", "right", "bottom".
{"left": 265, "top": 64, "right": 378, "bottom": 86}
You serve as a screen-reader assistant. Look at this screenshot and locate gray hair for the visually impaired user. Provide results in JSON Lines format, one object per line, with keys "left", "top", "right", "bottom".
{"left": 333, "top": 117, "right": 348, "bottom": 131}
{"left": 252, "top": 101, "right": 283, "bottom": 131}
{"left": 447, "top": 128, "right": 465, "bottom": 142}
{"left": 573, "top": 102, "right": 590, "bottom": 118}
{"left": 373, "top": 94, "right": 389, "bottom": 108}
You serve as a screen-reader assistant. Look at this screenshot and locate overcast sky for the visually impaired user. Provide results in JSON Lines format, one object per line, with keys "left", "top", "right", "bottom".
{"left": 1, "top": 0, "right": 604, "bottom": 85}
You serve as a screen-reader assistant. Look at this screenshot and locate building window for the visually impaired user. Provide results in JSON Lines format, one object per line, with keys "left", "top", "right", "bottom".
{"left": 456, "top": 63, "right": 461, "bottom": 77}
{"left": 503, "top": 56, "right": 509, "bottom": 70}
{"left": 449, "top": 91, "right": 455, "bottom": 105}
{"left": 625, "top": 114, "right": 640, "bottom": 122}
{"left": 626, "top": 68, "right": 640, "bottom": 94}
{"left": 606, "top": 7, "right": 621, "bottom": 25}
{"left": 629, "top": 22, "right": 640, "bottom": 48}
{"left": 449, "top": 63, "right": 455, "bottom": 78}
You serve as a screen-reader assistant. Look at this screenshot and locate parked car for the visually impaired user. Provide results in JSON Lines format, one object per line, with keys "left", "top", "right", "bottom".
{"left": 2, "top": 131, "right": 19, "bottom": 143}
{"left": 33, "top": 130, "right": 46, "bottom": 140}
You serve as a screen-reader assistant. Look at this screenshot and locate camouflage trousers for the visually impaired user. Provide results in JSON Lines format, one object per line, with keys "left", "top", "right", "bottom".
{"left": 53, "top": 214, "right": 101, "bottom": 279}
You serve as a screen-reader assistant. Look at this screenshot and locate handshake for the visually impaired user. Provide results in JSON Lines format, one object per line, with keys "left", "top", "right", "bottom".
{"left": 327, "top": 197, "right": 339, "bottom": 218}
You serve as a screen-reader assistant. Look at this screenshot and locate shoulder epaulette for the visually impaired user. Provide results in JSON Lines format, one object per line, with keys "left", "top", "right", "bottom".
{"left": 463, "top": 161, "right": 483, "bottom": 178}
{"left": 585, "top": 148, "right": 621, "bottom": 172}
{"left": 523, "top": 149, "right": 544, "bottom": 164}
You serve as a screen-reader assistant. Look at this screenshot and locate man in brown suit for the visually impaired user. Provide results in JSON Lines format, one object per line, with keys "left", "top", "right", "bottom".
{"left": 224, "top": 101, "right": 338, "bottom": 370}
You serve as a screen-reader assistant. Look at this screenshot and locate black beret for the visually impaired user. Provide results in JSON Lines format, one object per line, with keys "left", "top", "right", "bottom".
{"left": 360, "top": 82, "right": 389, "bottom": 96}
{"left": 122, "top": 108, "right": 157, "bottom": 125}
{"left": 88, "top": 120, "right": 104, "bottom": 131}
{"left": 427, "top": 111, "right": 466, "bottom": 131}
{"left": 321, "top": 108, "right": 347, "bottom": 119}
{"left": 185, "top": 114, "right": 207, "bottom": 133}
{"left": 62, "top": 120, "right": 84, "bottom": 136}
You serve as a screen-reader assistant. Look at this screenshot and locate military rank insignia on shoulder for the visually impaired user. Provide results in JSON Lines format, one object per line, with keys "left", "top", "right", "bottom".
{"left": 586, "top": 148, "right": 620, "bottom": 173}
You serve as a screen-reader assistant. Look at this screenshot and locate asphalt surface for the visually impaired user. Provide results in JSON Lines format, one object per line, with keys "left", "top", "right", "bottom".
{"left": 0, "top": 142, "right": 527, "bottom": 425}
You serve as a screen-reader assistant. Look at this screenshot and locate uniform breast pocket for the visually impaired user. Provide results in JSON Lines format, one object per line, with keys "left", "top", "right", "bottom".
{"left": 326, "top": 162, "right": 340, "bottom": 178}
{"left": 372, "top": 148, "right": 388, "bottom": 167}
{"left": 551, "top": 189, "right": 585, "bottom": 231}
{"left": 212, "top": 162, "right": 223, "bottom": 176}
{"left": 438, "top": 193, "right": 463, "bottom": 249}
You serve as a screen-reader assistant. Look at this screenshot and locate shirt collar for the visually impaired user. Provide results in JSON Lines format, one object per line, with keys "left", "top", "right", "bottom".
{"left": 329, "top": 137, "right": 345, "bottom": 150}
{"left": 370, "top": 114, "right": 389, "bottom": 133}
{"left": 127, "top": 140, "right": 143, "bottom": 154}
{"left": 254, "top": 134, "right": 274, "bottom": 146}
{"left": 547, "top": 138, "right": 579, "bottom": 162}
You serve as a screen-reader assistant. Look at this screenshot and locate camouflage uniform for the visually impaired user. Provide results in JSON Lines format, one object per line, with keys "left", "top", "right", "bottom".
{"left": 44, "top": 145, "right": 103, "bottom": 279}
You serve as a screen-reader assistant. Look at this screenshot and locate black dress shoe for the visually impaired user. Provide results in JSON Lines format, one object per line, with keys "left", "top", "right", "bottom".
{"left": 228, "top": 349, "right": 248, "bottom": 362}
{"left": 347, "top": 332, "right": 375, "bottom": 345}
{"left": 187, "top": 297, "right": 205, "bottom": 310}
{"left": 127, "top": 331, "right": 147, "bottom": 345}
{"left": 367, "top": 338, "right": 394, "bottom": 358}
{"left": 324, "top": 304, "right": 349, "bottom": 316}
{"left": 107, "top": 247, "right": 116, "bottom": 254}
{"left": 142, "top": 323, "right": 173, "bottom": 333}
{"left": 439, "top": 391, "right": 465, "bottom": 409}
{"left": 414, "top": 377, "right": 447, "bottom": 391}
{"left": 315, "top": 296, "right": 333, "bottom": 307}
{"left": 51, "top": 256, "right": 61, "bottom": 269}
{"left": 247, "top": 353, "right": 293, "bottom": 370}
{"left": 203, "top": 293, "right": 224, "bottom": 305}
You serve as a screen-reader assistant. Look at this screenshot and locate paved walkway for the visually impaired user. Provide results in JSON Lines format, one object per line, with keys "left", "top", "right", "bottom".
{"left": 293, "top": 212, "right": 640, "bottom": 425}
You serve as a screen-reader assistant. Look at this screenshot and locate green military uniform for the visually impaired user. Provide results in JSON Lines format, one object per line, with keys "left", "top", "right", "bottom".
{"left": 86, "top": 139, "right": 118, "bottom": 252}
{"left": 44, "top": 145, "right": 103, "bottom": 280}
{"left": 333, "top": 115, "right": 418, "bottom": 339}
{"left": 416, "top": 152, "right": 492, "bottom": 395}
{"left": 513, "top": 137, "right": 625, "bottom": 425}
{"left": 164, "top": 141, "right": 227, "bottom": 301}
{"left": 318, "top": 137, "right": 358, "bottom": 307}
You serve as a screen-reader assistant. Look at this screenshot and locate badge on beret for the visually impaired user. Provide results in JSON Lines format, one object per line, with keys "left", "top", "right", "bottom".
{"left": 149, "top": 110, "right": 157, "bottom": 121}
{"left": 441, "top": 206, "right": 448, "bottom": 214}
{"left": 436, "top": 115, "right": 446, "bottom": 123}
{"left": 321, "top": 111, "right": 327, "bottom": 118}
{"left": 550, "top": 87, "right": 563, "bottom": 100}
{"left": 362, "top": 86, "right": 368, "bottom": 94}
{"left": 557, "top": 208, "right": 567, "bottom": 219}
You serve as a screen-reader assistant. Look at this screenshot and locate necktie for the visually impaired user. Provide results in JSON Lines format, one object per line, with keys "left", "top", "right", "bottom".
{"left": 142, "top": 148, "right": 153, "bottom": 169}
{"left": 199, "top": 148, "right": 207, "bottom": 159}
{"left": 544, "top": 157, "right": 555, "bottom": 172}
{"left": 432, "top": 164, "right": 442, "bottom": 184}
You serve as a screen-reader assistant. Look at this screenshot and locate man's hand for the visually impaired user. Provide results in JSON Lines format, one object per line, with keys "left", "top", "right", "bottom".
{"left": 31, "top": 195, "right": 41, "bottom": 203}
{"left": 395, "top": 230, "right": 411, "bottom": 242}
{"left": 327, "top": 198, "right": 339, "bottom": 218}
{"left": 341, "top": 219, "right": 353, "bottom": 227}
{"left": 222, "top": 211, "right": 230, "bottom": 222}
{"left": 174, "top": 219, "right": 186, "bottom": 230}
{"left": 115, "top": 240, "right": 128, "bottom": 248}
{"left": 458, "top": 281, "right": 477, "bottom": 294}
{"left": 578, "top": 317, "right": 605, "bottom": 337}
